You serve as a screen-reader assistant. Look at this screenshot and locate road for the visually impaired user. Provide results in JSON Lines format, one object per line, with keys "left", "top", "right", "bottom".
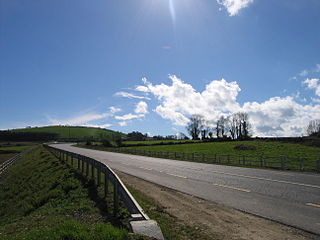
{"left": 53, "top": 143, "right": 320, "bottom": 235}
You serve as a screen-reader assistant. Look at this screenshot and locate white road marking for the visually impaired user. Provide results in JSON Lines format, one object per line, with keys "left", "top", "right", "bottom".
{"left": 208, "top": 170, "right": 320, "bottom": 189}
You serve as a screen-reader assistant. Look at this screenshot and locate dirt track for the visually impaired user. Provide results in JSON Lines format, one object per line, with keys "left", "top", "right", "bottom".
{"left": 117, "top": 171, "right": 318, "bottom": 240}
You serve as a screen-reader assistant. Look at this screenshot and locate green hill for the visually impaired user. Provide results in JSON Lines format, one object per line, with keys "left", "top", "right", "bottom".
{"left": 10, "top": 126, "right": 124, "bottom": 140}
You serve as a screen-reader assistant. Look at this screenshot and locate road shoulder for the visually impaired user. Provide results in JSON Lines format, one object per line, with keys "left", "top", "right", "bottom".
{"left": 116, "top": 171, "right": 318, "bottom": 240}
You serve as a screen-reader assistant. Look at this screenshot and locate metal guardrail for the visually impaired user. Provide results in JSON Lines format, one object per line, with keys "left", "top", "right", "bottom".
{"left": 105, "top": 147, "right": 320, "bottom": 173}
{"left": 44, "top": 144, "right": 164, "bottom": 240}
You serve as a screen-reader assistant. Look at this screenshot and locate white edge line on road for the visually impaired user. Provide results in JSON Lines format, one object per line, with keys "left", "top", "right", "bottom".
{"left": 209, "top": 170, "right": 320, "bottom": 189}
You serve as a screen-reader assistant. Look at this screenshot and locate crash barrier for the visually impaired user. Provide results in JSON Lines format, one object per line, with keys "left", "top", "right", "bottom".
{"left": 43, "top": 144, "right": 164, "bottom": 240}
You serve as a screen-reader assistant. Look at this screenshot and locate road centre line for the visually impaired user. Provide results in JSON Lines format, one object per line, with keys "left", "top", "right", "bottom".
{"left": 166, "top": 172, "right": 188, "bottom": 179}
{"left": 306, "top": 203, "right": 320, "bottom": 208}
{"left": 139, "top": 167, "right": 152, "bottom": 171}
{"left": 212, "top": 183, "right": 251, "bottom": 193}
{"left": 208, "top": 170, "right": 320, "bottom": 189}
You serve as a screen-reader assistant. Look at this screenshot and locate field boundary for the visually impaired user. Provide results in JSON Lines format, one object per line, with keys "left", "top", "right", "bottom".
{"left": 44, "top": 144, "right": 164, "bottom": 240}
{"left": 103, "top": 147, "right": 320, "bottom": 173}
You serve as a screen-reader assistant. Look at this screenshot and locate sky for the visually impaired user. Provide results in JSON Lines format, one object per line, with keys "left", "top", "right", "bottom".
{"left": 1, "top": 0, "right": 320, "bottom": 137}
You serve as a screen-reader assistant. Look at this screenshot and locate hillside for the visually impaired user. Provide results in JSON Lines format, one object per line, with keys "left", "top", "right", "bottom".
{"left": 9, "top": 126, "right": 124, "bottom": 140}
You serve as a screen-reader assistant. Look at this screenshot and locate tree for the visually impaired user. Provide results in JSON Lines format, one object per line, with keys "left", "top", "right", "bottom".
{"left": 186, "top": 114, "right": 205, "bottom": 140}
{"left": 307, "top": 119, "right": 320, "bottom": 136}
{"left": 215, "top": 116, "right": 228, "bottom": 138}
{"left": 234, "top": 112, "right": 250, "bottom": 140}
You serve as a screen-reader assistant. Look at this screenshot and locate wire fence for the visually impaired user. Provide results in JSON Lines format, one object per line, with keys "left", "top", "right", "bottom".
{"left": 106, "top": 147, "right": 320, "bottom": 173}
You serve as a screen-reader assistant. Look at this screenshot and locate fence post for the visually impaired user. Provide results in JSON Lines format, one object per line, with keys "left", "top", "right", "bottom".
{"left": 280, "top": 156, "right": 285, "bottom": 170}
{"left": 227, "top": 155, "right": 230, "bottom": 164}
{"left": 260, "top": 155, "right": 263, "bottom": 167}
{"left": 114, "top": 182, "right": 119, "bottom": 216}
{"left": 192, "top": 153, "right": 194, "bottom": 161}
{"left": 317, "top": 159, "right": 320, "bottom": 173}
{"left": 71, "top": 154, "right": 74, "bottom": 166}
{"left": 202, "top": 153, "right": 205, "bottom": 162}
{"left": 81, "top": 156, "right": 85, "bottom": 173}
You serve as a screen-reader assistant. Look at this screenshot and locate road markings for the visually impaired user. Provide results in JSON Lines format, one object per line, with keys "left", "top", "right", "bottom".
{"left": 139, "top": 167, "right": 153, "bottom": 171}
{"left": 208, "top": 170, "right": 320, "bottom": 189}
{"left": 166, "top": 172, "right": 188, "bottom": 179}
{"left": 212, "top": 183, "right": 251, "bottom": 193}
{"left": 306, "top": 203, "right": 320, "bottom": 208}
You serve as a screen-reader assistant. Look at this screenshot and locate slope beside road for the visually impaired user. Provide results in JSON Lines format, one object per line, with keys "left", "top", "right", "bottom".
{"left": 52, "top": 143, "right": 320, "bottom": 236}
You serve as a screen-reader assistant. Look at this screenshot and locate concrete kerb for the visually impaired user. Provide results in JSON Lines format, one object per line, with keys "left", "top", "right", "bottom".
{"left": 130, "top": 220, "right": 164, "bottom": 240}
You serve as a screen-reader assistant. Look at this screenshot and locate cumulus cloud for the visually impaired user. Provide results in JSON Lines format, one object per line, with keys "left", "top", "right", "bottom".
{"left": 135, "top": 75, "right": 320, "bottom": 136}
{"left": 115, "top": 91, "right": 150, "bottom": 100}
{"left": 114, "top": 101, "right": 149, "bottom": 126}
{"left": 217, "top": 0, "right": 254, "bottom": 16}
{"left": 135, "top": 101, "right": 148, "bottom": 114}
{"left": 136, "top": 75, "right": 240, "bottom": 125}
{"left": 303, "top": 78, "right": 320, "bottom": 97}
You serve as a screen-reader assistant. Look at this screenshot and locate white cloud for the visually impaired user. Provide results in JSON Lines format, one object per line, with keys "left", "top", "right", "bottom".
{"left": 135, "top": 101, "right": 148, "bottom": 114}
{"left": 109, "top": 106, "right": 122, "bottom": 114}
{"left": 217, "top": 0, "right": 254, "bottom": 16}
{"left": 115, "top": 91, "right": 150, "bottom": 100}
{"left": 303, "top": 78, "right": 320, "bottom": 97}
{"left": 242, "top": 97, "right": 320, "bottom": 136}
{"left": 136, "top": 75, "right": 240, "bottom": 125}
{"left": 135, "top": 75, "right": 320, "bottom": 137}
{"left": 115, "top": 113, "right": 143, "bottom": 121}
{"left": 299, "top": 70, "right": 308, "bottom": 77}
{"left": 114, "top": 101, "right": 149, "bottom": 126}
{"left": 118, "top": 121, "right": 127, "bottom": 127}
{"left": 315, "top": 64, "right": 320, "bottom": 73}
{"left": 48, "top": 113, "right": 110, "bottom": 126}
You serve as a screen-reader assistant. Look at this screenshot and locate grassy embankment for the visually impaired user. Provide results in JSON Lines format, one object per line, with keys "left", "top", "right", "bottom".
{"left": 0, "top": 146, "right": 146, "bottom": 240}
{"left": 0, "top": 142, "right": 35, "bottom": 165}
{"left": 11, "top": 126, "right": 124, "bottom": 139}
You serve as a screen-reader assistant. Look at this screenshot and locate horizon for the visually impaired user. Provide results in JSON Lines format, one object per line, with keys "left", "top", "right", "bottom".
{"left": 1, "top": 0, "right": 320, "bottom": 137}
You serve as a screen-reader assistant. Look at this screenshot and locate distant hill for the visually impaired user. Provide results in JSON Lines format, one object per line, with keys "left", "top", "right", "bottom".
{"left": 3, "top": 126, "right": 124, "bottom": 140}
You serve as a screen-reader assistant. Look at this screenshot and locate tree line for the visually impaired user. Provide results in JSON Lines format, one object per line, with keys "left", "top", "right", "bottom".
{"left": 186, "top": 112, "right": 251, "bottom": 140}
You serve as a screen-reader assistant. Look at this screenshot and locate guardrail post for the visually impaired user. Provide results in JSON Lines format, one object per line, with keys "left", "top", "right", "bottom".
{"left": 77, "top": 155, "right": 80, "bottom": 169}
{"left": 97, "top": 164, "right": 101, "bottom": 185}
{"left": 86, "top": 160, "right": 89, "bottom": 176}
{"left": 81, "top": 156, "right": 85, "bottom": 173}
{"left": 104, "top": 172, "right": 109, "bottom": 197}
{"left": 91, "top": 160, "right": 95, "bottom": 181}
{"left": 114, "top": 182, "right": 119, "bottom": 216}
{"left": 71, "top": 154, "right": 74, "bottom": 166}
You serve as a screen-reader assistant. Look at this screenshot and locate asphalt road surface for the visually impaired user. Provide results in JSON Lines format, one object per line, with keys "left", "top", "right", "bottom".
{"left": 52, "top": 143, "right": 320, "bottom": 235}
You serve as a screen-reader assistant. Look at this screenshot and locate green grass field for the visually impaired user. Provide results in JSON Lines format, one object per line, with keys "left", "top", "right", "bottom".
{"left": 124, "top": 140, "right": 199, "bottom": 145}
{"left": 123, "top": 141, "right": 320, "bottom": 160}
{"left": 0, "top": 145, "right": 31, "bottom": 152}
{"left": 0, "top": 146, "right": 143, "bottom": 240}
{"left": 11, "top": 126, "right": 124, "bottom": 139}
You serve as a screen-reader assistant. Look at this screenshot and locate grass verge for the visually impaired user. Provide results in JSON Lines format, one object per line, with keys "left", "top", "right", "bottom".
{"left": 0, "top": 146, "right": 146, "bottom": 240}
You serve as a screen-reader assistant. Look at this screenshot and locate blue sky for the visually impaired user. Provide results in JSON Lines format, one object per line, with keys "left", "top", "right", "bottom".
{"left": 1, "top": 0, "right": 320, "bottom": 137}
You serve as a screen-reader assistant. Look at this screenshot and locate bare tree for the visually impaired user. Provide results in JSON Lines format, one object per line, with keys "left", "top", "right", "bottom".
{"left": 186, "top": 114, "right": 205, "bottom": 140}
{"left": 307, "top": 119, "right": 320, "bottom": 136}
{"left": 215, "top": 116, "right": 229, "bottom": 138}
{"left": 228, "top": 112, "right": 251, "bottom": 140}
